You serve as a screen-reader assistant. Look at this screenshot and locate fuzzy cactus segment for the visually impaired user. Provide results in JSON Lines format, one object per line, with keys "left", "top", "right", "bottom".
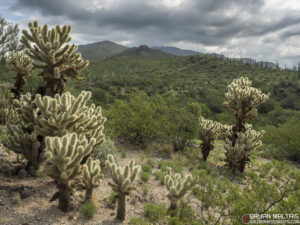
{"left": 33, "top": 91, "right": 106, "bottom": 146}
{"left": 105, "top": 154, "right": 139, "bottom": 221}
{"left": 198, "top": 117, "right": 221, "bottom": 161}
{"left": 164, "top": 167, "right": 197, "bottom": 214}
{"left": 20, "top": 20, "right": 88, "bottom": 97}
{"left": 83, "top": 157, "right": 102, "bottom": 203}
{"left": 45, "top": 133, "right": 96, "bottom": 212}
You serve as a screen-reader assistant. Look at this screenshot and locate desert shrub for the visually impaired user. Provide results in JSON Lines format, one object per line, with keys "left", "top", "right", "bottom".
{"left": 129, "top": 217, "right": 151, "bottom": 225}
{"left": 93, "top": 138, "right": 118, "bottom": 167}
{"left": 141, "top": 164, "right": 152, "bottom": 173}
{"left": 109, "top": 91, "right": 159, "bottom": 147}
{"left": 144, "top": 203, "right": 167, "bottom": 223}
{"left": 140, "top": 171, "right": 151, "bottom": 183}
{"left": 153, "top": 171, "right": 165, "bottom": 185}
{"left": 141, "top": 183, "right": 150, "bottom": 196}
{"left": 80, "top": 202, "right": 97, "bottom": 219}
{"left": 263, "top": 117, "right": 300, "bottom": 162}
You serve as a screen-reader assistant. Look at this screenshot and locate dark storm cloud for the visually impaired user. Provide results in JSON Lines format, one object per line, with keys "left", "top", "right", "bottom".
{"left": 9, "top": 0, "right": 300, "bottom": 55}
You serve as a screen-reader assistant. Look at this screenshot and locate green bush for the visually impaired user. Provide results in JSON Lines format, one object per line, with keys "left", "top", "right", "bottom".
{"left": 80, "top": 202, "right": 97, "bottom": 219}
{"left": 140, "top": 171, "right": 151, "bottom": 183}
{"left": 144, "top": 203, "right": 167, "bottom": 223}
{"left": 109, "top": 91, "right": 159, "bottom": 147}
{"left": 263, "top": 117, "right": 300, "bottom": 162}
{"left": 93, "top": 138, "right": 118, "bottom": 167}
{"left": 153, "top": 171, "right": 165, "bottom": 185}
{"left": 129, "top": 217, "right": 151, "bottom": 225}
{"left": 141, "top": 165, "right": 152, "bottom": 173}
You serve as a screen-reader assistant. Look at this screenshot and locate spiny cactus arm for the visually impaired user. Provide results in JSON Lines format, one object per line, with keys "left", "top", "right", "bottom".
{"left": 235, "top": 127, "right": 265, "bottom": 152}
{"left": 45, "top": 133, "right": 96, "bottom": 182}
{"left": 83, "top": 157, "right": 102, "bottom": 188}
{"left": 199, "top": 117, "right": 221, "bottom": 142}
{"left": 105, "top": 154, "right": 139, "bottom": 193}
{"left": 224, "top": 77, "right": 270, "bottom": 120}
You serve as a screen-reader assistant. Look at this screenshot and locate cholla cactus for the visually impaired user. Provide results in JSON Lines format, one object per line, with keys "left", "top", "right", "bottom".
{"left": 198, "top": 117, "right": 221, "bottom": 161}
{"left": 45, "top": 133, "right": 96, "bottom": 212}
{"left": 20, "top": 21, "right": 88, "bottom": 97}
{"left": 105, "top": 154, "right": 139, "bottom": 221}
{"left": 164, "top": 167, "right": 197, "bottom": 214}
{"left": 82, "top": 157, "right": 102, "bottom": 203}
{"left": 33, "top": 91, "right": 106, "bottom": 146}
{"left": 5, "top": 91, "right": 106, "bottom": 172}
{"left": 224, "top": 77, "right": 269, "bottom": 134}
{"left": 5, "top": 93, "right": 42, "bottom": 170}
{"left": 223, "top": 77, "right": 269, "bottom": 173}
{"left": 5, "top": 51, "right": 33, "bottom": 99}
{"left": 225, "top": 125, "right": 265, "bottom": 172}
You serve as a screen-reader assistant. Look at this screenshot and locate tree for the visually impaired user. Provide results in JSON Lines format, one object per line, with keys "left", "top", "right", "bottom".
{"left": 0, "top": 16, "right": 23, "bottom": 63}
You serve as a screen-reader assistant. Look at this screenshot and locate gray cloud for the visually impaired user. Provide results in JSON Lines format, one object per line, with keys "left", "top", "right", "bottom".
{"left": 9, "top": 0, "right": 300, "bottom": 66}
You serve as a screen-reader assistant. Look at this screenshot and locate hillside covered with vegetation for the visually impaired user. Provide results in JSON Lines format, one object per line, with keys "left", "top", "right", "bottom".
{"left": 0, "top": 17, "right": 299, "bottom": 225}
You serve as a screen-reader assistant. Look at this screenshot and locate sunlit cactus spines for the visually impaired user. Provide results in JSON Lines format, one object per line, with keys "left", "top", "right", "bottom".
{"left": 82, "top": 157, "right": 102, "bottom": 203}
{"left": 223, "top": 77, "right": 269, "bottom": 173}
{"left": 105, "top": 154, "right": 139, "bottom": 221}
{"left": 224, "top": 76, "right": 270, "bottom": 133}
{"left": 5, "top": 51, "right": 33, "bottom": 99}
{"left": 225, "top": 125, "right": 265, "bottom": 173}
{"left": 33, "top": 91, "right": 106, "bottom": 145}
{"left": 198, "top": 117, "right": 221, "bottom": 161}
{"left": 45, "top": 133, "right": 96, "bottom": 212}
{"left": 20, "top": 20, "right": 88, "bottom": 97}
{"left": 164, "top": 167, "right": 197, "bottom": 214}
{"left": 5, "top": 123, "right": 41, "bottom": 168}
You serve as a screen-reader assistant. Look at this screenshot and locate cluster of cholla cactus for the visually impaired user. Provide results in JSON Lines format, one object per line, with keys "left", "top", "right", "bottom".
{"left": 3, "top": 21, "right": 107, "bottom": 213}
{"left": 198, "top": 117, "right": 221, "bottom": 161}
{"left": 21, "top": 21, "right": 88, "bottom": 97}
{"left": 222, "top": 77, "right": 270, "bottom": 173}
{"left": 164, "top": 167, "right": 197, "bottom": 214}
{"left": 105, "top": 154, "right": 139, "bottom": 221}
{"left": 45, "top": 133, "right": 96, "bottom": 211}
{"left": 5, "top": 51, "right": 33, "bottom": 99}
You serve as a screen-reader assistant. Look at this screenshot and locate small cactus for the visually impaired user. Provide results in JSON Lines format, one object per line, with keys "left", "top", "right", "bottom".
{"left": 45, "top": 133, "right": 96, "bottom": 212}
{"left": 105, "top": 154, "right": 139, "bottom": 221}
{"left": 82, "top": 157, "right": 102, "bottom": 203}
{"left": 198, "top": 117, "right": 221, "bottom": 161}
{"left": 164, "top": 167, "right": 197, "bottom": 214}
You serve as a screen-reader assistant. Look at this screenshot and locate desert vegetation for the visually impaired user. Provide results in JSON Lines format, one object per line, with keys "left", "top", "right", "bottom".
{"left": 0, "top": 18, "right": 299, "bottom": 225}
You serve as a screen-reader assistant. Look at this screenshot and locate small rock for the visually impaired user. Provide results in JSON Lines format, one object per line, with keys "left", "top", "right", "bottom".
{"left": 110, "top": 212, "right": 116, "bottom": 216}
{"left": 17, "top": 169, "right": 27, "bottom": 179}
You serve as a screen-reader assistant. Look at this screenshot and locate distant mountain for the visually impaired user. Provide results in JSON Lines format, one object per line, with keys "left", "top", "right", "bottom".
{"left": 152, "top": 46, "right": 200, "bottom": 56}
{"left": 120, "top": 45, "right": 173, "bottom": 58}
{"left": 78, "top": 41, "right": 127, "bottom": 60}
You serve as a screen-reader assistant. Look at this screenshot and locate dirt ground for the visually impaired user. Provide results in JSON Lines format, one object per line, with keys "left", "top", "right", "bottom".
{"left": 0, "top": 143, "right": 170, "bottom": 225}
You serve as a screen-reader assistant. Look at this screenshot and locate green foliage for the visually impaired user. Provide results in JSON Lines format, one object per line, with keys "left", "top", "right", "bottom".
{"left": 93, "top": 138, "right": 118, "bottom": 167}
{"left": 80, "top": 201, "right": 97, "bottom": 219}
{"left": 129, "top": 217, "right": 151, "bottom": 225}
{"left": 109, "top": 91, "right": 158, "bottom": 147}
{"left": 12, "top": 192, "right": 21, "bottom": 204}
{"left": 121, "top": 151, "right": 127, "bottom": 158}
{"left": 140, "top": 171, "right": 151, "bottom": 183}
{"left": 0, "top": 16, "right": 23, "bottom": 62}
{"left": 141, "top": 183, "right": 150, "bottom": 196}
{"left": 141, "top": 165, "right": 152, "bottom": 173}
{"left": 153, "top": 170, "right": 165, "bottom": 185}
{"left": 263, "top": 117, "right": 300, "bottom": 162}
{"left": 144, "top": 203, "right": 167, "bottom": 223}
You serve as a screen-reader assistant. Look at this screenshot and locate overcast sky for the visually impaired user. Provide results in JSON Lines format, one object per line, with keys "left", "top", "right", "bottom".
{"left": 1, "top": 0, "right": 300, "bottom": 67}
